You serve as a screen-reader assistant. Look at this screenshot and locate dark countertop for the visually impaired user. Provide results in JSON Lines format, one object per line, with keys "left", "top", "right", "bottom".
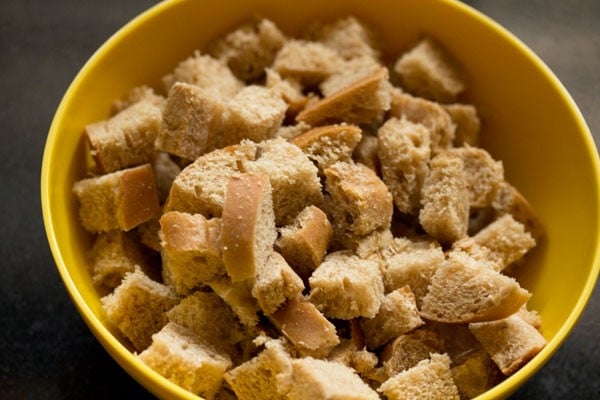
{"left": 1, "top": 0, "right": 598, "bottom": 398}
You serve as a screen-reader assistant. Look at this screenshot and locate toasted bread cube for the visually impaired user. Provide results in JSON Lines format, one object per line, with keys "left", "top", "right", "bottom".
{"left": 389, "top": 90, "right": 456, "bottom": 151}
{"left": 454, "top": 214, "right": 536, "bottom": 272}
{"left": 469, "top": 314, "right": 547, "bottom": 375}
{"left": 276, "top": 205, "right": 333, "bottom": 279}
{"left": 383, "top": 237, "right": 444, "bottom": 306}
{"left": 360, "top": 286, "right": 424, "bottom": 350}
{"left": 324, "top": 161, "right": 393, "bottom": 236}
{"left": 270, "top": 297, "right": 339, "bottom": 358}
{"left": 210, "top": 19, "right": 287, "bottom": 82}
{"left": 73, "top": 164, "right": 160, "bottom": 232}
{"left": 309, "top": 16, "right": 379, "bottom": 60}
{"left": 156, "top": 82, "right": 225, "bottom": 160}
{"left": 165, "top": 142, "right": 257, "bottom": 217}
{"left": 245, "top": 138, "right": 323, "bottom": 225}
{"left": 166, "top": 291, "right": 246, "bottom": 359}
{"left": 282, "top": 358, "right": 380, "bottom": 400}
{"left": 296, "top": 67, "right": 392, "bottom": 126}
{"left": 86, "top": 99, "right": 162, "bottom": 173}
{"left": 517, "top": 304, "right": 543, "bottom": 330}
{"left": 420, "top": 251, "right": 531, "bottom": 323}
{"left": 220, "top": 86, "right": 287, "bottom": 146}
{"left": 381, "top": 329, "right": 445, "bottom": 378}
{"left": 320, "top": 56, "right": 382, "bottom": 97}
{"left": 290, "top": 124, "right": 363, "bottom": 173}
{"left": 328, "top": 339, "right": 379, "bottom": 377}
{"left": 162, "top": 51, "right": 242, "bottom": 99}
{"left": 394, "top": 37, "right": 465, "bottom": 103}
{"left": 88, "top": 230, "right": 148, "bottom": 290}
{"left": 443, "top": 103, "right": 481, "bottom": 146}
{"left": 225, "top": 339, "right": 294, "bottom": 400}
{"left": 138, "top": 322, "right": 232, "bottom": 399}
{"left": 222, "top": 173, "right": 277, "bottom": 282}
{"left": 450, "top": 348, "right": 503, "bottom": 399}
{"left": 136, "top": 218, "right": 162, "bottom": 252}
{"left": 309, "top": 251, "right": 384, "bottom": 319}
{"left": 112, "top": 85, "right": 165, "bottom": 114}
{"left": 209, "top": 278, "right": 260, "bottom": 327}
{"left": 353, "top": 228, "right": 395, "bottom": 259}
{"left": 252, "top": 252, "right": 305, "bottom": 315}
{"left": 265, "top": 69, "right": 308, "bottom": 115}
{"left": 379, "top": 354, "right": 460, "bottom": 400}
{"left": 493, "top": 181, "right": 545, "bottom": 241}
{"left": 447, "top": 145, "right": 504, "bottom": 207}
{"left": 101, "top": 269, "right": 179, "bottom": 351}
{"left": 273, "top": 40, "right": 343, "bottom": 86}
{"left": 419, "top": 151, "right": 469, "bottom": 244}
{"left": 377, "top": 117, "right": 431, "bottom": 215}
{"left": 159, "top": 212, "right": 225, "bottom": 294}
{"left": 352, "top": 134, "right": 380, "bottom": 172}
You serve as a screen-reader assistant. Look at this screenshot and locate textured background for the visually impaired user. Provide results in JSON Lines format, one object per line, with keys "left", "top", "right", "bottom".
{"left": 1, "top": 0, "right": 598, "bottom": 398}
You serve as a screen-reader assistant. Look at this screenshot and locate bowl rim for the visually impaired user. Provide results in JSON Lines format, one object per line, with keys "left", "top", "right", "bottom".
{"left": 40, "top": 0, "right": 600, "bottom": 399}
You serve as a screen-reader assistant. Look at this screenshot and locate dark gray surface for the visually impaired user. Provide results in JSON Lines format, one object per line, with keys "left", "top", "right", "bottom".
{"left": 1, "top": 0, "right": 598, "bottom": 398}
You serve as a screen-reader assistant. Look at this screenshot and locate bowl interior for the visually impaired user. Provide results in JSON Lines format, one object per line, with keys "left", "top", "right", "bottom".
{"left": 41, "top": 0, "right": 600, "bottom": 399}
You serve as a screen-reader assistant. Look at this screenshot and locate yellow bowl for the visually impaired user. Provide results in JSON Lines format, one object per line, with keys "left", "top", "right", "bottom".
{"left": 41, "top": 0, "right": 600, "bottom": 399}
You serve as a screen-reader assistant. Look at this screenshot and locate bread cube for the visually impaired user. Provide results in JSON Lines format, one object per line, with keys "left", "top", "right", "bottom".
{"left": 419, "top": 151, "right": 469, "bottom": 244}
{"left": 450, "top": 349, "right": 503, "bottom": 399}
{"left": 252, "top": 252, "right": 305, "bottom": 315}
{"left": 309, "top": 16, "right": 379, "bottom": 60}
{"left": 378, "top": 353, "right": 460, "bottom": 400}
{"left": 138, "top": 322, "right": 232, "bottom": 399}
{"left": 320, "top": 56, "right": 382, "bottom": 97}
{"left": 381, "top": 329, "right": 445, "bottom": 378}
{"left": 352, "top": 134, "right": 380, "bottom": 172}
{"left": 209, "top": 278, "right": 260, "bottom": 327}
{"left": 159, "top": 211, "right": 225, "bottom": 294}
{"left": 136, "top": 218, "right": 162, "bottom": 252}
{"left": 210, "top": 18, "right": 287, "bottom": 82}
{"left": 276, "top": 205, "right": 332, "bottom": 279}
{"left": 101, "top": 268, "right": 179, "bottom": 351}
{"left": 73, "top": 164, "right": 160, "bottom": 232}
{"left": 162, "top": 51, "right": 242, "bottom": 99}
{"left": 112, "top": 85, "right": 164, "bottom": 114}
{"left": 360, "top": 286, "right": 424, "bottom": 350}
{"left": 493, "top": 181, "right": 545, "bottom": 241}
{"left": 443, "top": 103, "right": 481, "bottom": 146}
{"left": 309, "top": 251, "right": 384, "bottom": 319}
{"left": 469, "top": 314, "right": 547, "bottom": 375}
{"left": 327, "top": 339, "right": 379, "bottom": 377}
{"left": 265, "top": 69, "right": 308, "bottom": 115}
{"left": 377, "top": 117, "right": 431, "bottom": 215}
{"left": 394, "top": 37, "right": 465, "bottom": 103}
{"left": 273, "top": 40, "right": 343, "bottom": 86}
{"left": 270, "top": 297, "right": 339, "bottom": 358}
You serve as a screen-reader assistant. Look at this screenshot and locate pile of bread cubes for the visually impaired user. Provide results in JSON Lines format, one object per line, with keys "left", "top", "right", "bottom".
{"left": 72, "top": 16, "right": 547, "bottom": 400}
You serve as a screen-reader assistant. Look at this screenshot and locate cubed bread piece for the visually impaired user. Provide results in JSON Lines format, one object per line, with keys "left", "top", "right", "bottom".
{"left": 101, "top": 268, "right": 179, "bottom": 351}
{"left": 394, "top": 37, "right": 465, "bottom": 103}
{"left": 86, "top": 99, "right": 162, "bottom": 173}
{"left": 270, "top": 297, "right": 339, "bottom": 358}
{"left": 420, "top": 251, "right": 531, "bottom": 323}
{"left": 353, "top": 228, "right": 394, "bottom": 259}
{"left": 224, "top": 339, "right": 294, "bottom": 400}
{"left": 320, "top": 56, "right": 382, "bottom": 97}
{"left": 159, "top": 211, "right": 224, "bottom": 294}
{"left": 112, "top": 85, "right": 165, "bottom": 114}
{"left": 222, "top": 173, "right": 276, "bottom": 282}
{"left": 382, "top": 237, "right": 444, "bottom": 306}
{"left": 379, "top": 353, "right": 460, "bottom": 400}
{"left": 88, "top": 230, "right": 148, "bottom": 290}
{"left": 290, "top": 124, "right": 363, "bottom": 173}
{"left": 156, "top": 82, "right": 225, "bottom": 160}
{"left": 453, "top": 214, "right": 536, "bottom": 272}
{"left": 273, "top": 40, "right": 343, "bottom": 86}
{"left": 517, "top": 304, "right": 543, "bottom": 330}
{"left": 136, "top": 218, "right": 162, "bottom": 252}
{"left": 493, "top": 181, "right": 545, "bottom": 241}
{"left": 443, "top": 103, "right": 481, "bottom": 146}
{"left": 245, "top": 138, "right": 322, "bottom": 225}
{"left": 282, "top": 358, "right": 380, "bottom": 400}
{"left": 450, "top": 348, "right": 503, "bottom": 399}
{"left": 210, "top": 18, "right": 287, "bottom": 82}
{"left": 162, "top": 51, "right": 242, "bottom": 99}
{"left": 389, "top": 90, "right": 456, "bottom": 152}
{"left": 324, "top": 161, "right": 393, "bottom": 236}
{"left": 309, "top": 16, "right": 379, "bottom": 60}
{"left": 209, "top": 278, "right": 260, "bottom": 327}
{"left": 276, "top": 205, "right": 332, "bottom": 280}
{"left": 166, "top": 291, "right": 246, "bottom": 359}
{"left": 419, "top": 151, "right": 469, "bottom": 244}
{"left": 220, "top": 86, "right": 287, "bottom": 146}
{"left": 73, "top": 164, "right": 160, "bottom": 232}
{"left": 165, "top": 142, "right": 257, "bottom": 217}
{"left": 377, "top": 117, "right": 431, "bottom": 215}
{"left": 252, "top": 252, "right": 305, "bottom": 315}
{"left": 328, "top": 339, "right": 379, "bottom": 377}
{"left": 296, "top": 67, "right": 392, "bottom": 126}
{"left": 150, "top": 152, "right": 181, "bottom": 204}
{"left": 265, "top": 69, "right": 308, "bottom": 115}
{"left": 381, "top": 329, "right": 445, "bottom": 378}
{"left": 360, "top": 286, "right": 424, "bottom": 350}
{"left": 469, "top": 314, "right": 547, "bottom": 375}
{"left": 426, "top": 321, "right": 483, "bottom": 364}
{"left": 309, "top": 251, "right": 384, "bottom": 319}
{"left": 447, "top": 145, "right": 504, "bottom": 207}
{"left": 138, "top": 322, "right": 232, "bottom": 399}
{"left": 352, "top": 134, "right": 380, "bottom": 173}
